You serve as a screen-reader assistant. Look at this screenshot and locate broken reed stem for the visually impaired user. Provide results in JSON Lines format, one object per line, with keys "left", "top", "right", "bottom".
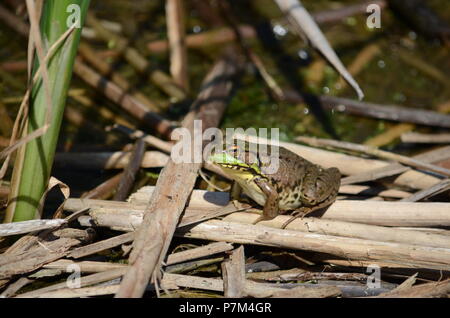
{"left": 166, "top": 0, "right": 189, "bottom": 91}
{"left": 400, "top": 179, "right": 450, "bottom": 202}
{"left": 73, "top": 59, "right": 174, "bottom": 138}
{"left": 115, "top": 51, "right": 242, "bottom": 298}
{"left": 66, "top": 189, "right": 450, "bottom": 228}
{"left": 340, "top": 145, "right": 450, "bottom": 186}
{"left": 178, "top": 220, "right": 450, "bottom": 271}
{"left": 283, "top": 92, "right": 450, "bottom": 128}
{"left": 401, "top": 132, "right": 450, "bottom": 144}
{"left": 77, "top": 42, "right": 162, "bottom": 112}
{"left": 296, "top": 136, "right": 450, "bottom": 178}
{"left": 53, "top": 150, "right": 168, "bottom": 170}
{"left": 86, "top": 12, "right": 187, "bottom": 102}
{"left": 113, "top": 138, "right": 146, "bottom": 201}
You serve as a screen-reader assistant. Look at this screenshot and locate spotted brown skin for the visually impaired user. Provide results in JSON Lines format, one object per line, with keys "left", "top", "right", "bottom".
{"left": 209, "top": 141, "right": 341, "bottom": 225}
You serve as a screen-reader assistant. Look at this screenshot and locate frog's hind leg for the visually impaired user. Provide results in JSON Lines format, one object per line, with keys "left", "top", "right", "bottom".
{"left": 301, "top": 167, "right": 340, "bottom": 207}
{"left": 279, "top": 167, "right": 340, "bottom": 228}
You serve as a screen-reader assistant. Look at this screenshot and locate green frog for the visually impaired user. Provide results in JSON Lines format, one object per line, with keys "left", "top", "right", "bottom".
{"left": 208, "top": 140, "right": 341, "bottom": 228}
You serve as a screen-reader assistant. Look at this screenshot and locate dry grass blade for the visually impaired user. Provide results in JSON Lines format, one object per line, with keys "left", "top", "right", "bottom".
{"left": 274, "top": 0, "right": 364, "bottom": 100}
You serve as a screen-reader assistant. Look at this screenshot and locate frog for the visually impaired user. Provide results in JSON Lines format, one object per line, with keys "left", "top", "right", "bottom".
{"left": 208, "top": 140, "right": 341, "bottom": 228}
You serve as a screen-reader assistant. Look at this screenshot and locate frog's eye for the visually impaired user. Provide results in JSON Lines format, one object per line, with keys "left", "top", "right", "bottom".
{"left": 229, "top": 145, "right": 239, "bottom": 153}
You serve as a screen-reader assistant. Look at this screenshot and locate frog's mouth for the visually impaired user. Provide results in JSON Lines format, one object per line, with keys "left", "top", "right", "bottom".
{"left": 208, "top": 153, "right": 261, "bottom": 175}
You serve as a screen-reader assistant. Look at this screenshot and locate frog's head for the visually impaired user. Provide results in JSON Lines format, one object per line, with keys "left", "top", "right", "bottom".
{"left": 208, "top": 141, "right": 263, "bottom": 182}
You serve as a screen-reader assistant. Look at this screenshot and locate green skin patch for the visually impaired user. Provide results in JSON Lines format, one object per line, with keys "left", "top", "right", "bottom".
{"left": 208, "top": 153, "right": 261, "bottom": 175}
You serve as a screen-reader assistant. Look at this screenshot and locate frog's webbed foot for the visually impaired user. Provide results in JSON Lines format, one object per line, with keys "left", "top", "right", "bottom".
{"left": 231, "top": 199, "right": 247, "bottom": 211}
{"left": 251, "top": 212, "right": 276, "bottom": 225}
{"left": 281, "top": 207, "right": 312, "bottom": 229}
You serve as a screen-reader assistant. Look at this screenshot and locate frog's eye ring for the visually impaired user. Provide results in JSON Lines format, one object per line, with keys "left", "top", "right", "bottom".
{"left": 229, "top": 145, "right": 240, "bottom": 152}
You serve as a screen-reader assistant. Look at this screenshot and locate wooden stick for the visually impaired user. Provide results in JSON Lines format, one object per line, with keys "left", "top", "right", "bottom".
{"left": 68, "top": 232, "right": 134, "bottom": 259}
{"left": 161, "top": 273, "right": 341, "bottom": 297}
{"left": 113, "top": 138, "right": 146, "bottom": 201}
{"left": 400, "top": 179, "right": 450, "bottom": 202}
{"left": 16, "top": 267, "right": 127, "bottom": 298}
{"left": 365, "top": 123, "right": 415, "bottom": 147}
{"left": 54, "top": 150, "right": 168, "bottom": 170}
{"left": 296, "top": 136, "right": 450, "bottom": 177}
{"left": 66, "top": 186, "right": 450, "bottom": 228}
{"left": 402, "top": 132, "right": 450, "bottom": 144}
{"left": 66, "top": 192, "right": 450, "bottom": 247}
{"left": 376, "top": 279, "right": 450, "bottom": 298}
{"left": 166, "top": 0, "right": 188, "bottom": 91}
{"left": 339, "top": 185, "right": 411, "bottom": 199}
{"left": 0, "top": 277, "right": 32, "bottom": 298}
{"left": 283, "top": 91, "right": 450, "bottom": 128}
{"left": 77, "top": 42, "right": 162, "bottom": 112}
{"left": 341, "top": 146, "right": 450, "bottom": 186}
{"left": 166, "top": 242, "right": 233, "bottom": 266}
{"left": 115, "top": 52, "right": 242, "bottom": 298}
{"left": 25, "top": 285, "right": 120, "bottom": 298}
{"left": 222, "top": 246, "right": 245, "bottom": 297}
{"left": 178, "top": 220, "right": 450, "bottom": 271}
{"left": 43, "top": 260, "right": 127, "bottom": 273}
{"left": 148, "top": 25, "right": 256, "bottom": 53}
{"left": 0, "top": 236, "right": 82, "bottom": 279}
{"left": 73, "top": 59, "right": 174, "bottom": 138}
{"left": 0, "top": 219, "right": 66, "bottom": 237}
{"left": 223, "top": 212, "right": 450, "bottom": 249}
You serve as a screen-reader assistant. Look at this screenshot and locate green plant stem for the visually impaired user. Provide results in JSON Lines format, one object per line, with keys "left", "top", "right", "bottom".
{"left": 6, "top": 0, "right": 90, "bottom": 222}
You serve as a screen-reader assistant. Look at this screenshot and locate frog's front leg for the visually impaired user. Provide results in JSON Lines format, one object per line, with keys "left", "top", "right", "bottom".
{"left": 230, "top": 181, "right": 245, "bottom": 210}
{"left": 252, "top": 178, "right": 279, "bottom": 225}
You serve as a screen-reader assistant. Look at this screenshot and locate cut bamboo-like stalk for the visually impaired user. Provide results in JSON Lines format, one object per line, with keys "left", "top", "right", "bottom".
{"left": 401, "top": 132, "right": 450, "bottom": 144}
{"left": 66, "top": 190, "right": 450, "bottom": 229}
{"left": 166, "top": 0, "right": 189, "bottom": 91}
{"left": 296, "top": 136, "right": 450, "bottom": 178}
{"left": 178, "top": 220, "right": 450, "bottom": 271}
{"left": 115, "top": 52, "right": 242, "bottom": 298}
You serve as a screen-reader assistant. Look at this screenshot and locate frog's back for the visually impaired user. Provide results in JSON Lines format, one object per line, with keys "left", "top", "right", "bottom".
{"left": 260, "top": 145, "right": 318, "bottom": 189}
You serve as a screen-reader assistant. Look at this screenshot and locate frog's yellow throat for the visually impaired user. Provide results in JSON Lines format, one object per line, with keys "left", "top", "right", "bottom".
{"left": 208, "top": 153, "right": 261, "bottom": 175}
{"left": 217, "top": 165, "right": 257, "bottom": 184}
